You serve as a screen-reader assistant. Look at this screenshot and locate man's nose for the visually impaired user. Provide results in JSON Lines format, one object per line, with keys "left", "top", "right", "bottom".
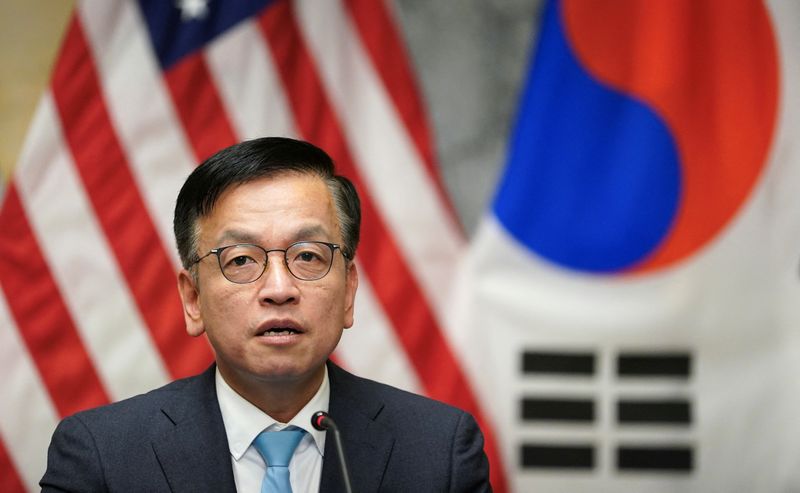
{"left": 257, "top": 252, "right": 300, "bottom": 304}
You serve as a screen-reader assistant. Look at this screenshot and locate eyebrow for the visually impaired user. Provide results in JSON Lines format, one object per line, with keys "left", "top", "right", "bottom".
{"left": 216, "top": 230, "right": 260, "bottom": 245}
{"left": 215, "top": 225, "right": 333, "bottom": 246}
{"left": 292, "top": 225, "right": 330, "bottom": 242}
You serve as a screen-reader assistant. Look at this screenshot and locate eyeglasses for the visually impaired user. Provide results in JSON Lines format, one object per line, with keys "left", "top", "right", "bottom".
{"left": 192, "top": 241, "right": 349, "bottom": 283}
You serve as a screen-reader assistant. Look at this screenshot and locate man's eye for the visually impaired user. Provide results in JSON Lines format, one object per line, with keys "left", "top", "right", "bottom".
{"left": 297, "top": 251, "right": 320, "bottom": 262}
{"left": 229, "top": 255, "right": 255, "bottom": 267}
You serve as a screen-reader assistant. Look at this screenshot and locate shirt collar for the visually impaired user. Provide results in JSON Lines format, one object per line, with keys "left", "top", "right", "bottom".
{"left": 216, "top": 366, "right": 330, "bottom": 460}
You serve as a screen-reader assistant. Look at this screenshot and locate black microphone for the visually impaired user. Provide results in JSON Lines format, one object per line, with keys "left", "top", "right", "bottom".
{"left": 312, "top": 411, "right": 353, "bottom": 493}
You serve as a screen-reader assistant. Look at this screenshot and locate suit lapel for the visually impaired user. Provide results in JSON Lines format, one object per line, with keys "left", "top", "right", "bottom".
{"left": 321, "top": 362, "right": 395, "bottom": 493}
{"left": 151, "top": 366, "right": 237, "bottom": 493}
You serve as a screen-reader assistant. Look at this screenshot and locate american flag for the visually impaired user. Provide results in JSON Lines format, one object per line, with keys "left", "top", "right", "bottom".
{"left": 0, "top": 1, "right": 509, "bottom": 490}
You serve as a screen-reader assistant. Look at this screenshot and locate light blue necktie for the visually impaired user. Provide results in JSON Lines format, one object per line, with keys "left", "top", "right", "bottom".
{"left": 253, "top": 428, "right": 306, "bottom": 493}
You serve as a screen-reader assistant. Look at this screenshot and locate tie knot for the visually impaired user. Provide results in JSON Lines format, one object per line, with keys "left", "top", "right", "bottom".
{"left": 253, "top": 428, "right": 306, "bottom": 468}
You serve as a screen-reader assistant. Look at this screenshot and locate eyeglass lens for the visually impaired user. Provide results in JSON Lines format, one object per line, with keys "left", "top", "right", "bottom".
{"left": 217, "top": 242, "right": 334, "bottom": 283}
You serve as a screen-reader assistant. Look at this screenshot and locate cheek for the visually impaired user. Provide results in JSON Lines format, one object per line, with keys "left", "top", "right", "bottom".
{"left": 312, "top": 284, "right": 348, "bottom": 321}
{"left": 200, "top": 286, "right": 250, "bottom": 326}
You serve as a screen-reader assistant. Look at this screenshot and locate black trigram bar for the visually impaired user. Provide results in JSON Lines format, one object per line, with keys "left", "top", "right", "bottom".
{"left": 617, "top": 399, "right": 691, "bottom": 425}
{"left": 617, "top": 445, "right": 693, "bottom": 472}
{"left": 521, "top": 444, "right": 595, "bottom": 469}
{"left": 617, "top": 352, "right": 691, "bottom": 378}
{"left": 522, "top": 351, "right": 595, "bottom": 375}
{"left": 521, "top": 397, "right": 595, "bottom": 422}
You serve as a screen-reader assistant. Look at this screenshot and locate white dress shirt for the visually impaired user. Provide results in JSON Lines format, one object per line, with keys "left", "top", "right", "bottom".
{"left": 216, "top": 367, "right": 329, "bottom": 492}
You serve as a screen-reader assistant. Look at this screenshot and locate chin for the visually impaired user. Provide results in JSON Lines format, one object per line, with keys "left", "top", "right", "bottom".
{"left": 254, "top": 361, "right": 319, "bottom": 382}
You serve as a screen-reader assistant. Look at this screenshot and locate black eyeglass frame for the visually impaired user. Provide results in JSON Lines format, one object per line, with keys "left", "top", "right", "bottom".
{"left": 190, "top": 241, "right": 350, "bottom": 283}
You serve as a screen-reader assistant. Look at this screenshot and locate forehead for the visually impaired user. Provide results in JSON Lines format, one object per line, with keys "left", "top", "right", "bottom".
{"left": 197, "top": 173, "right": 339, "bottom": 244}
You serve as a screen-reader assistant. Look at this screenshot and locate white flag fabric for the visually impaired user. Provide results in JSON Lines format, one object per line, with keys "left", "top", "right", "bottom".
{"left": 451, "top": 0, "right": 800, "bottom": 491}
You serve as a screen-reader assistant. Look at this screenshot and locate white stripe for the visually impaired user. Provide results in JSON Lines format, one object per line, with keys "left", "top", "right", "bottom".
{"left": 0, "top": 288, "right": 60, "bottom": 491}
{"left": 206, "top": 19, "right": 298, "bottom": 140}
{"left": 15, "top": 94, "right": 170, "bottom": 400}
{"left": 334, "top": 268, "right": 421, "bottom": 394}
{"left": 78, "top": 0, "right": 197, "bottom": 268}
{"left": 293, "top": 0, "right": 465, "bottom": 319}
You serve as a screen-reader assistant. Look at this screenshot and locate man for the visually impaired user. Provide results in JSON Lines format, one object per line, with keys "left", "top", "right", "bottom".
{"left": 40, "top": 137, "right": 491, "bottom": 492}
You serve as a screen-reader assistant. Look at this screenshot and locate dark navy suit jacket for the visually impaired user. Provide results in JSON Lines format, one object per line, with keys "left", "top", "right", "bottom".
{"left": 40, "top": 362, "right": 491, "bottom": 492}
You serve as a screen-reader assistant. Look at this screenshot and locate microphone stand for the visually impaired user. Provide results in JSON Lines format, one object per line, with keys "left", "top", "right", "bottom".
{"left": 312, "top": 411, "right": 354, "bottom": 493}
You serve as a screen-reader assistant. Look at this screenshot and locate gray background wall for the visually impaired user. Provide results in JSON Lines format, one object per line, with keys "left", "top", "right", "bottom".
{"left": 393, "top": 0, "right": 544, "bottom": 234}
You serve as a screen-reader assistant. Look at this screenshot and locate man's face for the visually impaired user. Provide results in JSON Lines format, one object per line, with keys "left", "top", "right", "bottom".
{"left": 177, "top": 173, "right": 358, "bottom": 392}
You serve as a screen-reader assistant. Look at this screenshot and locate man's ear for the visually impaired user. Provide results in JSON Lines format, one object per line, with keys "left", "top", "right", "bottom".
{"left": 343, "top": 261, "right": 359, "bottom": 329}
{"left": 177, "top": 269, "right": 205, "bottom": 337}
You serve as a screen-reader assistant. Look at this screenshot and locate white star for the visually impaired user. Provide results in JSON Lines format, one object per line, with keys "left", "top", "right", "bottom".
{"left": 177, "top": 0, "right": 209, "bottom": 21}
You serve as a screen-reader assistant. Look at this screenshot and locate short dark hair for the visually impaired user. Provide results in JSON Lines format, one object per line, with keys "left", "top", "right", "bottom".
{"left": 173, "top": 137, "right": 361, "bottom": 269}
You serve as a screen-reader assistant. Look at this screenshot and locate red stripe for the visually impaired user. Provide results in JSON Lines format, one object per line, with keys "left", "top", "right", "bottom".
{"left": 50, "top": 17, "right": 212, "bottom": 379}
{"left": 259, "top": 4, "right": 508, "bottom": 491}
{"left": 0, "top": 437, "right": 25, "bottom": 493}
{"left": 0, "top": 185, "right": 109, "bottom": 417}
{"left": 344, "top": 0, "right": 463, "bottom": 231}
{"left": 164, "top": 53, "right": 238, "bottom": 161}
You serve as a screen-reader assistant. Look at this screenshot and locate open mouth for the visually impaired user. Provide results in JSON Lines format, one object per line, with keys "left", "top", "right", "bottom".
{"left": 257, "top": 320, "right": 304, "bottom": 337}
{"left": 260, "top": 327, "right": 301, "bottom": 336}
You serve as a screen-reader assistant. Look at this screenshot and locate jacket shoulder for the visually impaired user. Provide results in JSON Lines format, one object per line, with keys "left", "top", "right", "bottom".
{"left": 328, "top": 363, "right": 472, "bottom": 433}
{"left": 68, "top": 370, "right": 207, "bottom": 426}
{"left": 326, "top": 363, "right": 492, "bottom": 492}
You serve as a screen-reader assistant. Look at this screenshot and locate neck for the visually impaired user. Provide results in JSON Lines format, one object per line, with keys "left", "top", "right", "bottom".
{"left": 219, "top": 364, "right": 325, "bottom": 423}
